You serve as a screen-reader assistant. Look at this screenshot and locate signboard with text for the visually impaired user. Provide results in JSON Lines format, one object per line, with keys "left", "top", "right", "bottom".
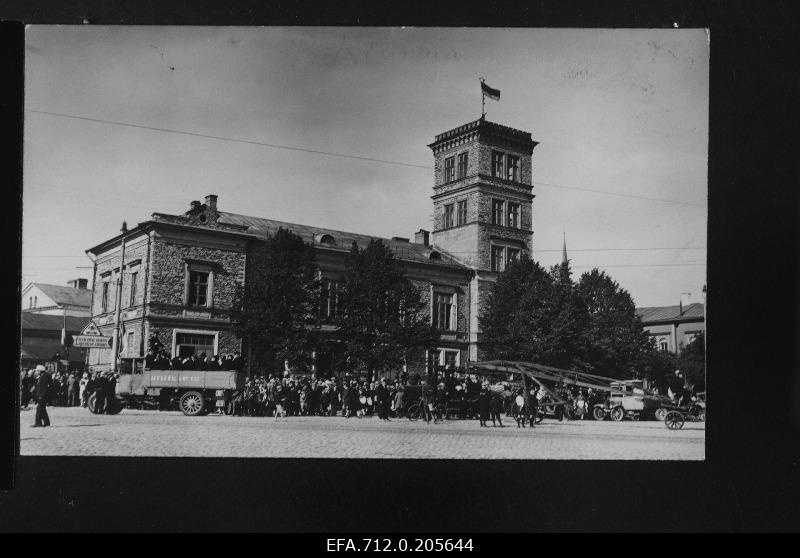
{"left": 72, "top": 335, "right": 113, "bottom": 348}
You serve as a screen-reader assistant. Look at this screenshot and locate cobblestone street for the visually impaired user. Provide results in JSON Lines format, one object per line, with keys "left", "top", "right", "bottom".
{"left": 19, "top": 407, "right": 704, "bottom": 460}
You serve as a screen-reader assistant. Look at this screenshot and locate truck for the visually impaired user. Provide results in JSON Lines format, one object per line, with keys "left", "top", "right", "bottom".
{"left": 87, "top": 369, "right": 247, "bottom": 416}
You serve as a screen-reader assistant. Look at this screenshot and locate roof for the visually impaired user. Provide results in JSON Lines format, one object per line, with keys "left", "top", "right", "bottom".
{"left": 635, "top": 303, "right": 705, "bottom": 324}
{"left": 20, "top": 338, "right": 87, "bottom": 363}
{"left": 20, "top": 313, "right": 90, "bottom": 332}
{"left": 217, "top": 212, "right": 470, "bottom": 270}
{"left": 29, "top": 283, "right": 92, "bottom": 308}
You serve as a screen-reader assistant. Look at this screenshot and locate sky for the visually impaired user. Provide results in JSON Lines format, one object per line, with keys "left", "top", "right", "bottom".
{"left": 22, "top": 27, "right": 708, "bottom": 308}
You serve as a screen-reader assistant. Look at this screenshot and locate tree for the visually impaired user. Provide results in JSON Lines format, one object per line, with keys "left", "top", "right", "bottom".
{"left": 676, "top": 332, "right": 705, "bottom": 392}
{"left": 481, "top": 261, "right": 656, "bottom": 379}
{"left": 335, "top": 239, "right": 438, "bottom": 379}
{"left": 574, "top": 269, "right": 653, "bottom": 379}
{"left": 481, "top": 257, "right": 587, "bottom": 369}
{"left": 230, "top": 227, "right": 320, "bottom": 375}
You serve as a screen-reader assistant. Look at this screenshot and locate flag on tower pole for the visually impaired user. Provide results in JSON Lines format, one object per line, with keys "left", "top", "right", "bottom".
{"left": 480, "top": 78, "right": 500, "bottom": 117}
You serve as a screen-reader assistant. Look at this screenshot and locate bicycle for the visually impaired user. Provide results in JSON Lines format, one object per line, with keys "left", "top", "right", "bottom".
{"left": 406, "top": 398, "right": 447, "bottom": 424}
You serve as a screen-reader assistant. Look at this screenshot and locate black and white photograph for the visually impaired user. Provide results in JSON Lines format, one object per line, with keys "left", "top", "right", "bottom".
{"left": 19, "top": 26, "right": 708, "bottom": 461}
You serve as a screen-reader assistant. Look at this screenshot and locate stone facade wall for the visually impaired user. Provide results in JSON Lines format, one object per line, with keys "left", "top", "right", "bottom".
{"left": 148, "top": 240, "right": 246, "bottom": 310}
{"left": 92, "top": 234, "right": 150, "bottom": 317}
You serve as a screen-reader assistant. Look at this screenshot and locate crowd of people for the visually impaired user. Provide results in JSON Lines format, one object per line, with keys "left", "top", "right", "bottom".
{"left": 20, "top": 367, "right": 120, "bottom": 413}
{"left": 145, "top": 349, "right": 245, "bottom": 371}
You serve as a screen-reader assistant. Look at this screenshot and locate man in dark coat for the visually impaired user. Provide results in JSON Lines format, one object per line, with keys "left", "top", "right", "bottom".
{"left": 105, "top": 373, "right": 118, "bottom": 414}
{"left": 376, "top": 378, "right": 391, "bottom": 421}
{"left": 21, "top": 370, "right": 34, "bottom": 410}
{"left": 93, "top": 372, "right": 107, "bottom": 414}
{"left": 32, "top": 365, "right": 51, "bottom": 427}
{"left": 478, "top": 385, "right": 491, "bottom": 427}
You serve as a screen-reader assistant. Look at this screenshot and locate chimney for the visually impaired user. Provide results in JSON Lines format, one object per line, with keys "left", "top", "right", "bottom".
{"left": 680, "top": 292, "right": 691, "bottom": 315}
{"left": 205, "top": 194, "right": 218, "bottom": 212}
{"left": 415, "top": 229, "right": 430, "bottom": 246}
{"left": 67, "top": 278, "right": 88, "bottom": 290}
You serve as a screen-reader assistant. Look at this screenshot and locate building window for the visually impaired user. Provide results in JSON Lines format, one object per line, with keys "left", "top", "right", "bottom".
{"left": 492, "top": 199, "right": 504, "bottom": 226}
{"left": 126, "top": 331, "right": 135, "bottom": 357}
{"left": 457, "top": 200, "right": 467, "bottom": 226}
{"left": 491, "top": 246, "right": 505, "bottom": 272}
{"left": 506, "top": 155, "right": 520, "bottom": 182}
{"left": 175, "top": 331, "right": 217, "bottom": 359}
{"left": 660, "top": 340, "right": 669, "bottom": 352}
{"left": 320, "top": 280, "right": 339, "bottom": 322}
{"left": 492, "top": 151, "right": 504, "bottom": 178}
{"left": 444, "top": 156, "right": 455, "bottom": 183}
{"left": 129, "top": 271, "right": 138, "bottom": 308}
{"left": 188, "top": 270, "right": 210, "bottom": 307}
{"left": 507, "top": 202, "right": 520, "bottom": 229}
{"left": 506, "top": 248, "right": 520, "bottom": 267}
{"left": 101, "top": 282, "right": 110, "bottom": 313}
{"left": 433, "top": 292, "right": 454, "bottom": 331}
{"left": 443, "top": 350, "right": 459, "bottom": 369}
{"left": 457, "top": 152, "right": 468, "bottom": 179}
{"left": 443, "top": 203, "right": 455, "bottom": 229}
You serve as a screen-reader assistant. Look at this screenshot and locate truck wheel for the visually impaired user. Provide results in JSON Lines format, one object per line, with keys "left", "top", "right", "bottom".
{"left": 665, "top": 411, "right": 685, "bottom": 430}
{"left": 179, "top": 391, "right": 205, "bottom": 416}
{"left": 610, "top": 406, "right": 625, "bottom": 422}
{"left": 654, "top": 408, "right": 667, "bottom": 421}
{"left": 592, "top": 406, "right": 606, "bottom": 421}
{"left": 105, "top": 397, "right": 124, "bottom": 415}
{"left": 86, "top": 393, "right": 97, "bottom": 414}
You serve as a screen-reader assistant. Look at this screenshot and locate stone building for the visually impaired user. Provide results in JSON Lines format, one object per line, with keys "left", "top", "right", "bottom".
{"left": 84, "top": 117, "right": 538, "bottom": 374}
{"left": 635, "top": 296, "right": 705, "bottom": 355}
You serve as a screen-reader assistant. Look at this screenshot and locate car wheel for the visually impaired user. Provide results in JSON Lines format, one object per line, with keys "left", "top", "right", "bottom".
{"left": 665, "top": 411, "right": 685, "bottom": 430}
{"left": 654, "top": 408, "right": 667, "bottom": 421}
{"left": 86, "top": 393, "right": 97, "bottom": 414}
{"left": 406, "top": 403, "right": 421, "bottom": 421}
{"left": 179, "top": 391, "right": 205, "bottom": 416}
{"left": 592, "top": 406, "right": 606, "bottom": 421}
{"left": 610, "top": 406, "right": 625, "bottom": 422}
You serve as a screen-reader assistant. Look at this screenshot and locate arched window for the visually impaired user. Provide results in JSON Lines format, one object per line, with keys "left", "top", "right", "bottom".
{"left": 318, "top": 234, "right": 336, "bottom": 246}
{"left": 429, "top": 251, "right": 441, "bottom": 261}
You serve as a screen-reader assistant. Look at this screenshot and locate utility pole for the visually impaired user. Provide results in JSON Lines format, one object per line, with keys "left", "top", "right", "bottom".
{"left": 111, "top": 221, "right": 127, "bottom": 374}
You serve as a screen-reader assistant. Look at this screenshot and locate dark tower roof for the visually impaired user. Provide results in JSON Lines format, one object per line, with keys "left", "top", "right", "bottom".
{"left": 428, "top": 118, "right": 538, "bottom": 154}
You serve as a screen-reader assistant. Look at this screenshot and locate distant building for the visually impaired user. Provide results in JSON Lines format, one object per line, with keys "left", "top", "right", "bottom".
{"left": 21, "top": 279, "right": 92, "bottom": 317}
{"left": 635, "top": 298, "right": 705, "bottom": 355}
{"left": 83, "top": 117, "right": 539, "bottom": 375}
{"left": 19, "top": 280, "right": 92, "bottom": 371}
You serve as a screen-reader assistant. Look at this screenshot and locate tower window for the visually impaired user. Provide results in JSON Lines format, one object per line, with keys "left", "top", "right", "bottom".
{"left": 491, "top": 246, "right": 505, "bottom": 272}
{"left": 457, "top": 200, "right": 467, "bottom": 226}
{"left": 492, "top": 151, "right": 504, "bottom": 178}
{"left": 507, "top": 202, "right": 520, "bottom": 229}
{"left": 433, "top": 292, "right": 454, "bottom": 331}
{"left": 506, "top": 155, "right": 520, "bottom": 182}
{"left": 443, "top": 204, "right": 454, "bottom": 229}
{"left": 457, "top": 152, "right": 468, "bottom": 179}
{"left": 444, "top": 156, "right": 455, "bottom": 183}
{"left": 492, "top": 199, "right": 505, "bottom": 226}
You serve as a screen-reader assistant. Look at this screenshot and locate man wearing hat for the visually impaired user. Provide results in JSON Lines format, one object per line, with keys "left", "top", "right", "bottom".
{"left": 32, "top": 365, "right": 51, "bottom": 427}
{"left": 376, "top": 378, "right": 391, "bottom": 421}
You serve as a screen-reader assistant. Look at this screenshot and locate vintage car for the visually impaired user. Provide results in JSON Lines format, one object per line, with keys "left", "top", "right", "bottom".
{"left": 592, "top": 380, "right": 665, "bottom": 421}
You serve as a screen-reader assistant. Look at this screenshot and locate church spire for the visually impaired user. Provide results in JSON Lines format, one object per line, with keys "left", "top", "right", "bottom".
{"left": 562, "top": 231, "right": 568, "bottom": 266}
